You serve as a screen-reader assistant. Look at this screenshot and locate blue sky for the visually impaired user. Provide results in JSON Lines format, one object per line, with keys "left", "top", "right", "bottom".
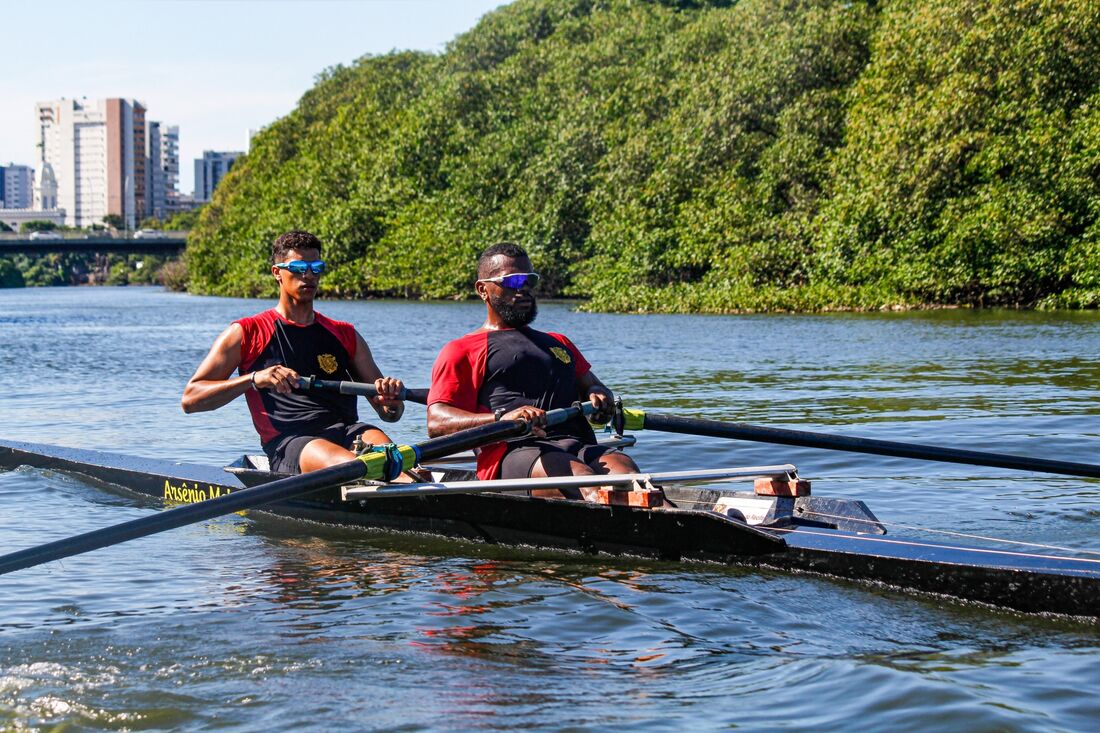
{"left": 2, "top": 0, "right": 508, "bottom": 196}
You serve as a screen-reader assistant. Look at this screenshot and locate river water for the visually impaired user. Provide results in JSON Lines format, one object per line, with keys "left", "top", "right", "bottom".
{"left": 0, "top": 286, "right": 1098, "bottom": 731}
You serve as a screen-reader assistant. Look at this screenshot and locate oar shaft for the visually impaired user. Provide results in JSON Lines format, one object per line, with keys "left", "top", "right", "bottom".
{"left": 0, "top": 402, "right": 594, "bottom": 576}
{"left": 298, "top": 377, "right": 429, "bottom": 405}
{"left": 640, "top": 413, "right": 1100, "bottom": 479}
{"left": 0, "top": 459, "right": 369, "bottom": 576}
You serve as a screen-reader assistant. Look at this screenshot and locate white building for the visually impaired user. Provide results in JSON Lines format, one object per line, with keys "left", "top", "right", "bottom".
{"left": 36, "top": 98, "right": 147, "bottom": 228}
{"left": 0, "top": 209, "right": 66, "bottom": 232}
{"left": 0, "top": 164, "right": 35, "bottom": 209}
{"left": 194, "top": 150, "right": 243, "bottom": 202}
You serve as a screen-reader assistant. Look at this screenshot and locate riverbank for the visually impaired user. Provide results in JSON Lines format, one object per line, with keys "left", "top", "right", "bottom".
{"left": 0, "top": 252, "right": 182, "bottom": 288}
{"left": 7, "top": 272, "right": 1098, "bottom": 314}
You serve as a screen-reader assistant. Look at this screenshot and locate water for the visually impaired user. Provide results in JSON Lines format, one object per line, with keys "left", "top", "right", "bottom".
{"left": 1, "top": 286, "right": 1099, "bottom": 731}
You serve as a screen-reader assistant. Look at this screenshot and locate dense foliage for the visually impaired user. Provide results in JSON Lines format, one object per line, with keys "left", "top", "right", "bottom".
{"left": 0, "top": 259, "right": 22, "bottom": 288}
{"left": 140, "top": 205, "right": 206, "bottom": 232}
{"left": 187, "top": 0, "right": 1100, "bottom": 311}
{"left": 20, "top": 220, "right": 60, "bottom": 232}
{"left": 0, "top": 253, "right": 174, "bottom": 288}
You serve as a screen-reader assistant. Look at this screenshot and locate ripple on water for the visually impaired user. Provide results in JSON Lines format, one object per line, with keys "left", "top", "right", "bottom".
{"left": 2, "top": 290, "right": 1100, "bottom": 730}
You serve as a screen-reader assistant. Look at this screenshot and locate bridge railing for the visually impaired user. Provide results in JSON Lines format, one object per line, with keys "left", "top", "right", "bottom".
{"left": 0, "top": 231, "right": 189, "bottom": 241}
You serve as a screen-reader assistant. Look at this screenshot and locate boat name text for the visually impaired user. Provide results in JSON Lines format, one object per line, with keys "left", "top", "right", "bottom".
{"left": 163, "top": 480, "right": 232, "bottom": 504}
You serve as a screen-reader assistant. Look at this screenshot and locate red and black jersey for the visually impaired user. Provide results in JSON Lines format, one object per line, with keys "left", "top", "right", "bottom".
{"left": 236, "top": 309, "right": 359, "bottom": 450}
{"left": 428, "top": 327, "right": 595, "bottom": 480}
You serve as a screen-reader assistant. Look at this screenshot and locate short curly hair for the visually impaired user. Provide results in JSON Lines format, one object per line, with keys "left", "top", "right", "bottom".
{"left": 272, "top": 230, "right": 323, "bottom": 264}
{"left": 477, "top": 242, "right": 529, "bottom": 279}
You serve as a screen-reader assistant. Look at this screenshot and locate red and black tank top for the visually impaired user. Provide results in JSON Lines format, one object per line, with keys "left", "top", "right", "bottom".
{"left": 236, "top": 309, "right": 359, "bottom": 449}
{"left": 428, "top": 327, "right": 594, "bottom": 479}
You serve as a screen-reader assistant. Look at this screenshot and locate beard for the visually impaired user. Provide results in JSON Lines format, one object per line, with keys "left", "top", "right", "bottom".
{"left": 491, "top": 293, "right": 538, "bottom": 328}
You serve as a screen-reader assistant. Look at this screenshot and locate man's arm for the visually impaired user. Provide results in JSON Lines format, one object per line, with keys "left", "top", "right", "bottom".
{"left": 181, "top": 324, "right": 300, "bottom": 413}
{"left": 182, "top": 324, "right": 254, "bottom": 413}
{"left": 427, "top": 402, "right": 547, "bottom": 437}
{"left": 350, "top": 331, "right": 405, "bottom": 422}
{"left": 426, "top": 335, "right": 546, "bottom": 437}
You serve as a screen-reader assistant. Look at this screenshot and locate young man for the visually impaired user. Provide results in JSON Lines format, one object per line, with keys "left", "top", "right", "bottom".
{"left": 182, "top": 230, "right": 407, "bottom": 475}
{"left": 426, "top": 242, "right": 639, "bottom": 500}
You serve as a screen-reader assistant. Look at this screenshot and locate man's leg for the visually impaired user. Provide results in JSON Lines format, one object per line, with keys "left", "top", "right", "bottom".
{"left": 529, "top": 450, "right": 599, "bottom": 500}
{"left": 299, "top": 428, "right": 420, "bottom": 482}
{"left": 504, "top": 440, "right": 634, "bottom": 500}
{"left": 298, "top": 437, "right": 360, "bottom": 472}
{"left": 553, "top": 447, "right": 641, "bottom": 500}
{"left": 590, "top": 449, "right": 639, "bottom": 475}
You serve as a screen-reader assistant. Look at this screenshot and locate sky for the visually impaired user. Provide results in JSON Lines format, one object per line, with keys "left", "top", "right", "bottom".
{"left": 1, "top": 0, "right": 508, "bottom": 197}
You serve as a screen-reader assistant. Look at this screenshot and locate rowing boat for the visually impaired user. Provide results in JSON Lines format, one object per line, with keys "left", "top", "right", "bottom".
{"left": 2, "top": 436, "right": 1098, "bottom": 618}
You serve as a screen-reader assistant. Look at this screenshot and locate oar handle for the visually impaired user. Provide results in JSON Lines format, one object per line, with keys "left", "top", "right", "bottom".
{"left": 630, "top": 410, "right": 1100, "bottom": 480}
{"left": 298, "top": 376, "right": 430, "bottom": 405}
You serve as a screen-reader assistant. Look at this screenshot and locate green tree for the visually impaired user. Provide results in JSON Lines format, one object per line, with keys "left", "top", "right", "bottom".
{"left": 102, "top": 214, "right": 125, "bottom": 230}
{"left": 164, "top": 207, "right": 203, "bottom": 231}
{"left": 0, "top": 259, "right": 24, "bottom": 288}
{"left": 156, "top": 259, "right": 188, "bottom": 291}
{"left": 183, "top": 0, "right": 1100, "bottom": 311}
{"left": 106, "top": 259, "right": 131, "bottom": 285}
{"left": 22, "top": 257, "right": 66, "bottom": 286}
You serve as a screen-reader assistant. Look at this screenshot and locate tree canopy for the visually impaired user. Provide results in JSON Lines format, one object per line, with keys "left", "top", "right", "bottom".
{"left": 186, "top": 0, "right": 1100, "bottom": 311}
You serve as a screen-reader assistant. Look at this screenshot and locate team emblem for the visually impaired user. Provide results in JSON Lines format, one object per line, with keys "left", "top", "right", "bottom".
{"left": 550, "top": 346, "right": 571, "bottom": 365}
{"left": 318, "top": 353, "right": 339, "bottom": 374}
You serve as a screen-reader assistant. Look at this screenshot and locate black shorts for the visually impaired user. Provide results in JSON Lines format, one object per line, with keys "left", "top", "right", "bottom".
{"left": 267, "top": 421, "right": 378, "bottom": 474}
{"left": 499, "top": 437, "right": 616, "bottom": 480}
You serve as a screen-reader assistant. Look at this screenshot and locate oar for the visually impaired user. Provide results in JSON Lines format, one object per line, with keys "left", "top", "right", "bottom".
{"left": 620, "top": 408, "right": 1100, "bottom": 479}
{"left": 0, "top": 402, "right": 595, "bottom": 576}
{"left": 298, "top": 376, "right": 429, "bottom": 405}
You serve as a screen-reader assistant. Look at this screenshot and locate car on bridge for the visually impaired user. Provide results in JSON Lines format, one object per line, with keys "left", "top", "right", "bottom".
{"left": 28, "top": 231, "right": 63, "bottom": 240}
{"left": 134, "top": 229, "right": 166, "bottom": 239}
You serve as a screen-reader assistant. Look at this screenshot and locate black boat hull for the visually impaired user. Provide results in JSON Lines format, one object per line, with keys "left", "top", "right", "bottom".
{"left": 2, "top": 439, "right": 1099, "bottom": 618}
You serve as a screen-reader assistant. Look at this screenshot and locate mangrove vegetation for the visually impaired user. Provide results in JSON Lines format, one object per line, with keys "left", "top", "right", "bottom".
{"left": 186, "top": 0, "right": 1100, "bottom": 311}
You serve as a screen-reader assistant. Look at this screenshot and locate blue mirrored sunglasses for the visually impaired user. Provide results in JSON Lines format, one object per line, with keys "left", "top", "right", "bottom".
{"left": 478, "top": 272, "right": 540, "bottom": 290}
{"left": 275, "top": 260, "right": 326, "bottom": 275}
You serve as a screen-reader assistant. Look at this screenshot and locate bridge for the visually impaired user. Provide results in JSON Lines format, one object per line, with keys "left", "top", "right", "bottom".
{"left": 0, "top": 232, "right": 187, "bottom": 256}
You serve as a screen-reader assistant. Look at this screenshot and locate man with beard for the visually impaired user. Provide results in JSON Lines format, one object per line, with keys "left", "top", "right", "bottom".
{"left": 427, "top": 242, "right": 639, "bottom": 499}
{"left": 181, "top": 230, "right": 408, "bottom": 476}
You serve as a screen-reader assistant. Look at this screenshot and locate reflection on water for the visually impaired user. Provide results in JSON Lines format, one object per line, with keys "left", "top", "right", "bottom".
{"left": 1, "top": 288, "right": 1099, "bottom": 730}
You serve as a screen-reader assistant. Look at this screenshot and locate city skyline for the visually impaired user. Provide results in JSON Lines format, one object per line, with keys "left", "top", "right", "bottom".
{"left": 1, "top": 0, "right": 506, "bottom": 197}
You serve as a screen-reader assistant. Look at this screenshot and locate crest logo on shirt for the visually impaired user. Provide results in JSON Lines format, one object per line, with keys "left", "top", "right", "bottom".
{"left": 550, "top": 346, "right": 571, "bottom": 365}
{"left": 318, "top": 353, "right": 339, "bottom": 374}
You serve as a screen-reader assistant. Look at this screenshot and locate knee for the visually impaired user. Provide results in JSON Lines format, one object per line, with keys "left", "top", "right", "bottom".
{"left": 600, "top": 452, "right": 639, "bottom": 474}
{"left": 532, "top": 455, "right": 596, "bottom": 478}
{"left": 362, "top": 428, "right": 393, "bottom": 445}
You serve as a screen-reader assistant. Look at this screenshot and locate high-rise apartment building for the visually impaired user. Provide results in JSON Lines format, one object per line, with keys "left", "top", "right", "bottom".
{"left": 0, "top": 164, "right": 34, "bottom": 209}
{"left": 146, "top": 122, "right": 180, "bottom": 221}
{"left": 194, "top": 150, "right": 243, "bottom": 202}
{"left": 36, "top": 97, "right": 147, "bottom": 228}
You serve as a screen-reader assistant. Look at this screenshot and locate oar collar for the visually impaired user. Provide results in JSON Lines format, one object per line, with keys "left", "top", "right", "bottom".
{"left": 358, "top": 444, "right": 421, "bottom": 482}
